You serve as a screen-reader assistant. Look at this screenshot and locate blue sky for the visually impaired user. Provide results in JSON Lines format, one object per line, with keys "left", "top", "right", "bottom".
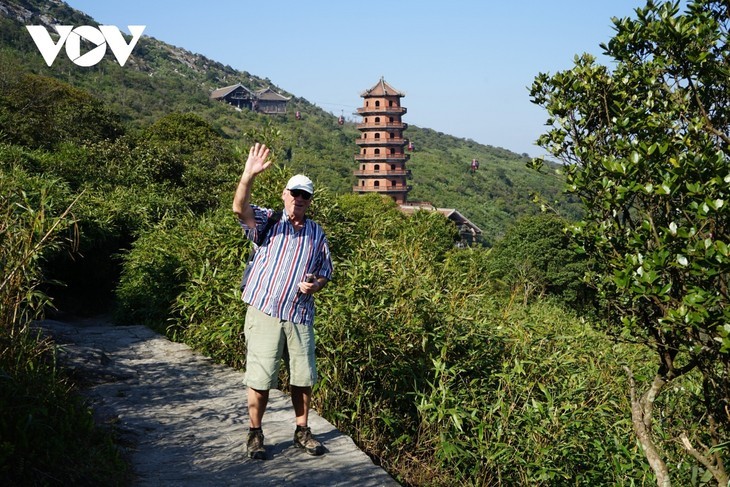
{"left": 63, "top": 0, "right": 650, "bottom": 157}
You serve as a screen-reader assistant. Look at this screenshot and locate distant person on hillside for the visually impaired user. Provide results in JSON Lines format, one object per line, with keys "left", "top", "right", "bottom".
{"left": 232, "top": 142, "right": 333, "bottom": 460}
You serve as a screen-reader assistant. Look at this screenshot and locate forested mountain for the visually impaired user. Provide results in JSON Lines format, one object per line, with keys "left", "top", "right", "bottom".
{"left": 0, "top": 0, "right": 578, "bottom": 244}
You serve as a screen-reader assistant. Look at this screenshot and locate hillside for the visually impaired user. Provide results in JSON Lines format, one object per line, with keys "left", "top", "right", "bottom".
{"left": 0, "top": 0, "right": 579, "bottom": 244}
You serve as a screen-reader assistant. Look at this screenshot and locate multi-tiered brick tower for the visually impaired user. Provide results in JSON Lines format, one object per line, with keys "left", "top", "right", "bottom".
{"left": 353, "top": 78, "right": 411, "bottom": 205}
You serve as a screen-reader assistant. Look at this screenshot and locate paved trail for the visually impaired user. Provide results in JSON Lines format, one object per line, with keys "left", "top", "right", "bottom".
{"left": 38, "top": 317, "right": 398, "bottom": 487}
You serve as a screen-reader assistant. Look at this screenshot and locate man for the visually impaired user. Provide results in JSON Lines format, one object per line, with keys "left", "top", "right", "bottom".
{"left": 232, "top": 142, "right": 333, "bottom": 460}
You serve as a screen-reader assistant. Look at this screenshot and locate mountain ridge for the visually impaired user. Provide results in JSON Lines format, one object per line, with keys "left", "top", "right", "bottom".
{"left": 0, "top": 0, "right": 579, "bottom": 243}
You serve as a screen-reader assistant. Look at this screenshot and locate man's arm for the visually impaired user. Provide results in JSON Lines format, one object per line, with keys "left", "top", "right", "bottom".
{"left": 232, "top": 143, "right": 272, "bottom": 228}
{"left": 232, "top": 172, "right": 256, "bottom": 228}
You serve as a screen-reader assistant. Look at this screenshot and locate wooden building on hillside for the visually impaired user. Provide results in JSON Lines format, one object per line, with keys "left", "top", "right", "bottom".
{"left": 254, "top": 87, "right": 291, "bottom": 114}
{"left": 353, "top": 77, "right": 412, "bottom": 205}
{"left": 210, "top": 83, "right": 254, "bottom": 110}
{"left": 210, "top": 84, "right": 290, "bottom": 114}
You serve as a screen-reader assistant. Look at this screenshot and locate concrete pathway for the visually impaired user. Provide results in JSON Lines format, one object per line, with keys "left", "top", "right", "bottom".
{"left": 37, "top": 317, "right": 398, "bottom": 486}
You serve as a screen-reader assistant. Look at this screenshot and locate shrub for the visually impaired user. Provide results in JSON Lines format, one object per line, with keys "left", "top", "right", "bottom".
{"left": 0, "top": 168, "right": 129, "bottom": 485}
{"left": 487, "top": 214, "right": 591, "bottom": 308}
{"left": 414, "top": 300, "right": 655, "bottom": 485}
{"left": 0, "top": 70, "right": 123, "bottom": 150}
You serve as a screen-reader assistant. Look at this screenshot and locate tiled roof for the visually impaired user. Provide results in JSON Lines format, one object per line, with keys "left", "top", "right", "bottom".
{"left": 256, "top": 87, "right": 291, "bottom": 101}
{"left": 399, "top": 204, "right": 482, "bottom": 234}
{"left": 361, "top": 77, "right": 405, "bottom": 97}
{"left": 210, "top": 83, "right": 251, "bottom": 99}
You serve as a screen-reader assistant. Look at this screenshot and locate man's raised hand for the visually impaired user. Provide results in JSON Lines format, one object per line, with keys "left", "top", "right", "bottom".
{"left": 244, "top": 143, "right": 272, "bottom": 177}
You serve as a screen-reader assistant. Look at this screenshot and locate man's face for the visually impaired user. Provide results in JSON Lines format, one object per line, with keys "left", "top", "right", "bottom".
{"left": 282, "top": 188, "right": 312, "bottom": 220}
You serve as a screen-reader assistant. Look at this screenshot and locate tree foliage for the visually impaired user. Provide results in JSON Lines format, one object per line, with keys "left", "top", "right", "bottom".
{"left": 0, "top": 59, "right": 122, "bottom": 149}
{"left": 487, "top": 214, "right": 591, "bottom": 307}
{"left": 530, "top": 1, "right": 729, "bottom": 484}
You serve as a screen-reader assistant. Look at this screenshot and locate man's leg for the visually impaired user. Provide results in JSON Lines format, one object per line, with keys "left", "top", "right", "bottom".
{"left": 248, "top": 387, "right": 270, "bottom": 428}
{"left": 243, "top": 306, "right": 285, "bottom": 460}
{"left": 244, "top": 306, "right": 285, "bottom": 424}
{"left": 286, "top": 321, "right": 324, "bottom": 456}
{"left": 291, "top": 385, "right": 311, "bottom": 427}
{"left": 246, "top": 387, "right": 269, "bottom": 460}
{"left": 285, "top": 320, "right": 317, "bottom": 428}
{"left": 291, "top": 384, "right": 324, "bottom": 455}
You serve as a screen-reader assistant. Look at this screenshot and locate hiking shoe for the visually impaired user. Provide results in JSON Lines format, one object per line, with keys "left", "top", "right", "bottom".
{"left": 246, "top": 429, "right": 266, "bottom": 460}
{"left": 293, "top": 426, "right": 325, "bottom": 456}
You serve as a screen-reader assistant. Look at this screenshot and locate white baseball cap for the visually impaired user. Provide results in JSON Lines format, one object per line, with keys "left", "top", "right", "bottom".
{"left": 285, "top": 174, "right": 314, "bottom": 195}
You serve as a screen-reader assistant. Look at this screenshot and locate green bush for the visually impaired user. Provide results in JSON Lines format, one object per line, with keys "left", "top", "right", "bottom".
{"left": 0, "top": 69, "right": 123, "bottom": 150}
{"left": 414, "top": 300, "right": 655, "bottom": 485}
{"left": 0, "top": 168, "right": 129, "bottom": 485}
{"left": 0, "top": 167, "right": 73, "bottom": 328}
{"left": 487, "top": 214, "right": 591, "bottom": 308}
{"left": 134, "top": 113, "right": 239, "bottom": 212}
{"left": 115, "top": 209, "right": 247, "bottom": 344}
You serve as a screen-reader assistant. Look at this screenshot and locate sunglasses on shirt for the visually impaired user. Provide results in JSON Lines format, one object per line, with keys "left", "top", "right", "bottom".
{"left": 289, "top": 189, "right": 312, "bottom": 200}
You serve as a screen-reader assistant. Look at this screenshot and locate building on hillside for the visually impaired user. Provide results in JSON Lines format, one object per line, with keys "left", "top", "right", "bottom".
{"left": 400, "top": 203, "right": 483, "bottom": 246}
{"left": 253, "top": 87, "right": 291, "bottom": 114}
{"left": 210, "top": 84, "right": 290, "bottom": 113}
{"left": 352, "top": 78, "right": 482, "bottom": 245}
{"left": 353, "top": 77, "right": 411, "bottom": 205}
{"left": 210, "top": 83, "right": 255, "bottom": 110}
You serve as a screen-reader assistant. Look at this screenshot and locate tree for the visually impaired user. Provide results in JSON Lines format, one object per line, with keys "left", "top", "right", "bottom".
{"left": 487, "top": 214, "right": 590, "bottom": 307}
{"left": 134, "top": 113, "right": 238, "bottom": 211}
{"left": 530, "top": 1, "right": 729, "bottom": 485}
{"left": 0, "top": 60, "right": 122, "bottom": 149}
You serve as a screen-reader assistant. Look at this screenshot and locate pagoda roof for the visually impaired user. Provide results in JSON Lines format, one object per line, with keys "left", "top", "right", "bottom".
{"left": 361, "top": 77, "right": 405, "bottom": 97}
{"left": 210, "top": 83, "right": 251, "bottom": 99}
{"left": 255, "top": 87, "right": 291, "bottom": 101}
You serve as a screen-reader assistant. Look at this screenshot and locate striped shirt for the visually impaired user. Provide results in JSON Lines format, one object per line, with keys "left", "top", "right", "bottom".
{"left": 239, "top": 205, "right": 333, "bottom": 326}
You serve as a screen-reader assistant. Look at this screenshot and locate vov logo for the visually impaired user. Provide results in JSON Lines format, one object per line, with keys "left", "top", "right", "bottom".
{"left": 26, "top": 25, "right": 146, "bottom": 67}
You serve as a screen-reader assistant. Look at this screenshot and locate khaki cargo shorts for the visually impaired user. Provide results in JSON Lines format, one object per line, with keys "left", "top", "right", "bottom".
{"left": 243, "top": 305, "right": 317, "bottom": 390}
